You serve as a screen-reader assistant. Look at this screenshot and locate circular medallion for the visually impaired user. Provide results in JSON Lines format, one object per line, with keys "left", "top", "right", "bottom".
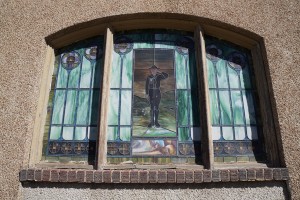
{"left": 49, "top": 142, "right": 60, "bottom": 154}
{"left": 179, "top": 143, "right": 192, "bottom": 155}
{"left": 107, "top": 142, "right": 118, "bottom": 155}
{"left": 85, "top": 46, "right": 103, "bottom": 60}
{"left": 61, "top": 52, "right": 81, "bottom": 70}
{"left": 118, "top": 143, "right": 130, "bottom": 155}
{"left": 227, "top": 52, "right": 246, "bottom": 72}
{"left": 213, "top": 142, "right": 224, "bottom": 155}
{"left": 114, "top": 36, "right": 133, "bottom": 55}
{"left": 223, "top": 142, "right": 236, "bottom": 155}
{"left": 74, "top": 143, "right": 85, "bottom": 154}
{"left": 236, "top": 142, "right": 248, "bottom": 154}
{"left": 61, "top": 142, "right": 72, "bottom": 154}
{"left": 206, "top": 44, "right": 222, "bottom": 62}
{"left": 175, "top": 37, "right": 194, "bottom": 55}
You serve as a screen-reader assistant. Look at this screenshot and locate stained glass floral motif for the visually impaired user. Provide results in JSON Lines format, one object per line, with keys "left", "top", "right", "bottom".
{"left": 107, "top": 30, "right": 201, "bottom": 163}
{"left": 205, "top": 36, "right": 265, "bottom": 161}
{"left": 43, "top": 36, "right": 104, "bottom": 159}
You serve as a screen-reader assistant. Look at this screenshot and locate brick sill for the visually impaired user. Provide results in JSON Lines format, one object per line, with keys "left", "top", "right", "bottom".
{"left": 20, "top": 168, "right": 288, "bottom": 183}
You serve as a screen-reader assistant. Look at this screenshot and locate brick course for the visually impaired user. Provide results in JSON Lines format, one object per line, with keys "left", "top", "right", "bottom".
{"left": 19, "top": 168, "right": 289, "bottom": 184}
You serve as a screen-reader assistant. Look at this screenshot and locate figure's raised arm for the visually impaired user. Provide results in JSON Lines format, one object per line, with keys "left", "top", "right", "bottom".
{"left": 158, "top": 71, "right": 168, "bottom": 80}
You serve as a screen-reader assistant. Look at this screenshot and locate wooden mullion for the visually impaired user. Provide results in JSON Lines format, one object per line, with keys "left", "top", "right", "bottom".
{"left": 195, "top": 25, "right": 214, "bottom": 169}
{"left": 97, "top": 27, "right": 114, "bottom": 169}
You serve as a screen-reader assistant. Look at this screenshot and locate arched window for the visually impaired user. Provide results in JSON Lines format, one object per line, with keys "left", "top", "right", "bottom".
{"left": 34, "top": 19, "right": 280, "bottom": 169}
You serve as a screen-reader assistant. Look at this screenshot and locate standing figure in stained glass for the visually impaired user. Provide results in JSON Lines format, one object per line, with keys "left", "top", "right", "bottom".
{"left": 145, "top": 65, "right": 169, "bottom": 128}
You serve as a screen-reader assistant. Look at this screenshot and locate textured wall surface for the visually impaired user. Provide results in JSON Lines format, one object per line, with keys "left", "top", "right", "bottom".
{"left": 22, "top": 182, "right": 288, "bottom": 200}
{"left": 0, "top": 0, "right": 299, "bottom": 199}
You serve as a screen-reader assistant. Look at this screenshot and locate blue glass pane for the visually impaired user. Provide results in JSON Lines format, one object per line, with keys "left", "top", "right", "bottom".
{"left": 175, "top": 52, "right": 187, "bottom": 89}
{"left": 107, "top": 90, "right": 119, "bottom": 125}
{"left": 80, "top": 57, "right": 92, "bottom": 88}
{"left": 219, "top": 91, "right": 232, "bottom": 125}
{"left": 212, "top": 126, "right": 221, "bottom": 141}
{"left": 120, "top": 127, "right": 131, "bottom": 141}
{"left": 75, "top": 127, "right": 86, "bottom": 140}
{"left": 216, "top": 60, "right": 228, "bottom": 88}
{"left": 231, "top": 91, "right": 244, "bottom": 125}
{"left": 110, "top": 52, "right": 121, "bottom": 88}
{"left": 51, "top": 90, "right": 65, "bottom": 124}
{"left": 122, "top": 51, "right": 133, "bottom": 88}
{"left": 107, "top": 126, "right": 118, "bottom": 141}
{"left": 209, "top": 90, "right": 220, "bottom": 125}
{"left": 227, "top": 65, "right": 240, "bottom": 89}
{"left": 222, "top": 127, "right": 234, "bottom": 140}
{"left": 56, "top": 66, "right": 68, "bottom": 88}
{"left": 62, "top": 127, "right": 74, "bottom": 140}
{"left": 120, "top": 91, "right": 132, "bottom": 125}
{"left": 178, "top": 127, "right": 189, "bottom": 141}
{"left": 234, "top": 127, "right": 246, "bottom": 140}
{"left": 177, "top": 90, "right": 188, "bottom": 126}
{"left": 64, "top": 90, "right": 77, "bottom": 124}
{"left": 68, "top": 66, "right": 80, "bottom": 88}
{"left": 206, "top": 59, "right": 217, "bottom": 88}
{"left": 50, "top": 126, "right": 61, "bottom": 140}
{"left": 76, "top": 90, "right": 89, "bottom": 125}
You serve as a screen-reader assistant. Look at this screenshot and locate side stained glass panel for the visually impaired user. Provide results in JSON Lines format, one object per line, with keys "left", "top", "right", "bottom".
{"left": 107, "top": 30, "right": 201, "bottom": 164}
{"left": 205, "top": 35, "right": 265, "bottom": 162}
{"left": 42, "top": 36, "right": 104, "bottom": 163}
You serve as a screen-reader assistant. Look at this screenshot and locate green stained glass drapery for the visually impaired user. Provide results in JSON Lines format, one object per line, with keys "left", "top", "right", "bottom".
{"left": 205, "top": 36, "right": 265, "bottom": 162}
{"left": 43, "top": 36, "right": 104, "bottom": 162}
{"left": 107, "top": 30, "right": 201, "bottom": 164}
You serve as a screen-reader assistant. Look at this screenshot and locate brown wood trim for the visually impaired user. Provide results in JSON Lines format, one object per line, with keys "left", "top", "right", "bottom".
{"left": 29, "top": 46, "right": 55, "bottom": 167}
{"left": 201, "top": 24, "right": 256, "bottom": 49}
{"left": 195, "top": 26, "right": 214, "bottom": 169}
{"left": 251, "top": 44, "right": 280, "bottom": 167}
{"left": 97, "top": 27, "right": 114, "bottom": 168}
{"left": 48, "top": 19, "right": 197, "bottom": 49}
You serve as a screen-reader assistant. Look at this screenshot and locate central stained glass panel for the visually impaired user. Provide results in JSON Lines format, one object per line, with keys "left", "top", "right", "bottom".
{"left": 107, "top": 30, "right": 201, "bottom": 163}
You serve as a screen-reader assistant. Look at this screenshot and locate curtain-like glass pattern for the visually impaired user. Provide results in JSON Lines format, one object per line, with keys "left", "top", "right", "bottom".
{"left": 205, "top": 36, "right": 265, "bottom": 162}
{"left": 107, "top": 30, "right": 201, "bottom": 164}
{"left": 43, "top": 37, "right": 104, "bottom": 162}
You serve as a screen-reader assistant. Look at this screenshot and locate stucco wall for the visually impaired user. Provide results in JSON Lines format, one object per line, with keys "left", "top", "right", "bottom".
{"left": 0, "top": 0, "right": 299, "bottom": 199}
{"left": 22, "top": 182, "right": 288, "bottom": 200}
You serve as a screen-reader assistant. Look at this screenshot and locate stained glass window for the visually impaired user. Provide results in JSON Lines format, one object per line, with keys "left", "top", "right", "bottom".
{"left": 205, "top": 36, "right": 265, "bottom": 162}
{"left": 107, "top": 30, "right": 202, "bottom": 164}
{"left": 41, "top": 28, "right": 269, "bottom": 166}
{"left": 42, "top": 36, "right": 104, "bottom": 163}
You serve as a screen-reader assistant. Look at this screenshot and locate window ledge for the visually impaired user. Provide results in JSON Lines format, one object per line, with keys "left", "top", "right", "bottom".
{"left": 19, "top": 168, "right": 288, "bottom": 183}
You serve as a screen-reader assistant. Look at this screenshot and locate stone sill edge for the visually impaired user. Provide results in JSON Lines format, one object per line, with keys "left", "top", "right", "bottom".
{"left": 20, "top": 168, "right": 288, "bottom": 183}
